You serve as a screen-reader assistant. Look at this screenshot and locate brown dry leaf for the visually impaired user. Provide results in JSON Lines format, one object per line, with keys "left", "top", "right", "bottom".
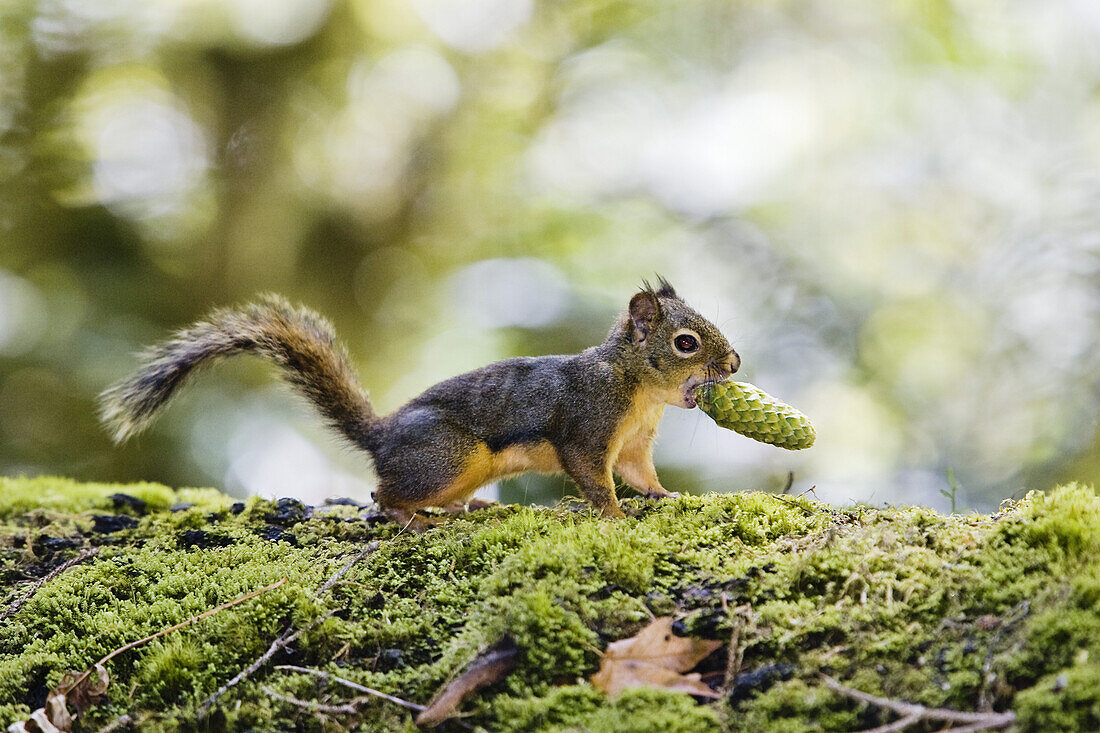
{"left": 8, "top": 709, "right": 62, "bottom": 733}
{"left": 591, "top": 617, "right": 722, "bottom": 698}
{"left": 6, "top": 664, "right": 110, "bottom": 733}
{"left": 59, "top": 664, "right": 110, "bottom": 713}
{"left": 416, "top": 637, "right": 519, "bottom": 727}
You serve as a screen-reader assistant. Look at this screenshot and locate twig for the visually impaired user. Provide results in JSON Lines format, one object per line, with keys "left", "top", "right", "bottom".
{"left": 416, "top": 638, "right": 519, "bottom": 727}
{"left": 392, "top": 510, "right": 420, "bottom": 539}
{"left": 94, "top": 714, "right": 133, "bottom": 733}
{"left": 261, "top": 685, "right": 361, "bottom": 715}
{"left": 318, "top": 541, "right": 380, "bottom": 594}
{"left": 198, "top": 611, "right": 332, "bottom": 715}
{"left": 99, "top": 578, "right": 288, "bottom": 668}
{"left": 65, "top": 578, "right": 287, "bottom": 697}
{"left": 823, "top": 675, "right": 1016, "bottom": 732}
{"left": 198, "top": 540, "right": 380, "bottom": 715}
{"left": 946, "top": 721, "right": 1024, "bottom": 733}
{"left": 861, "top": 715, "right": 920, "bottom": 733}
{"left": 1, "top": 547, "right": 99, "bottom": 622}
{"left": 275, "top": 665, "right": 426, "bottom": 712}
{"left": 978, "top": 599, "right": 1031, "bottom": 712}
{"left": 720, "top": 604, "right": 751, "bottom": 695}
{"left": 774, "top": 494, "right": 813, "bottom": 516}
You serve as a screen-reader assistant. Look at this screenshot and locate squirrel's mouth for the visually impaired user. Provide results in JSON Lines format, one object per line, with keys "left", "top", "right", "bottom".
{"left": 681, "top": 375, "right": 714, "bottom": 409}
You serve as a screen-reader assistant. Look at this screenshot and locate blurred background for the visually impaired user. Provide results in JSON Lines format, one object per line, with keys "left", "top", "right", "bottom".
{"left": 1, "top": 0, "right": 1097, "bottom": 511}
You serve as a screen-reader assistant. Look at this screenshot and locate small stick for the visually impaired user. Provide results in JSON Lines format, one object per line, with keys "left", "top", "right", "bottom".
{"left": 99, "top": 578, "right": 288, "bottom": 668}
{"left": 275, "top": 665, "right": 425, "bottom": 712}
{"left": 261, "top": 685, "right": 361, "bottom": 715}
{"left": 199, "top": 540, "right": 380, "bottom": 715}
{"left": 860, "top": 715, "right": 920, "bottom": 733}
{"left": 1, "top": 548, "right": 99, "bottom": 622}
{"left": 94, "top": 714, "right": 133, "bottom": 733}
{"left": 720, "top": 603, "right": 751, "bottom": 695}
{"left": 978, "top": 599, "right": 1031, "bottom": 712}
{"left": 940, "top": 719, "right": 1024, "bottom": 733}
{"left": 198, "top": 611, "right": 332, "bottom": 715}
{"left": 318, "top": 541, "right": 379, "bottom": 594}
{"left": 823, "top": 676, "right": 1016, "bottom": 731}
{"left": 65, "top": 577, "right": 287, "bottom": 697}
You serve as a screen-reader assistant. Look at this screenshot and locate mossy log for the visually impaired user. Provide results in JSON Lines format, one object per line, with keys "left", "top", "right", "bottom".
{"left": 1, "top": 477, "right": 1099, "bottom": 732}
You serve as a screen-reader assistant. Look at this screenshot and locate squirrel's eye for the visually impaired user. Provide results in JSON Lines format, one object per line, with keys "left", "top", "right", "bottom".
{"left": 674, "top": 334, "right": 699, "bottom": 353}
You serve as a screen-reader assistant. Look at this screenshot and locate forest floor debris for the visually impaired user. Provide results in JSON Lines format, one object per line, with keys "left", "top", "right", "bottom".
{"left": 1, "top": 476, "right": 1098, "bottom": 731}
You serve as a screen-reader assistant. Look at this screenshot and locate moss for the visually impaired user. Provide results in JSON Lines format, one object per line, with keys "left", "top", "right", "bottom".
{"left": 1010, "top": 484, "right": 1100, "bottom": 559}
{"left": 1015, "top": 663, "right": 1100, "bottom": 732}
{"left": 725, "top": 679, "right": 860, "bottom": 733}
{"left": 493, "top": 685, "right": 721, "bottom": 733}
{"left": 0, "top": 478, "right": 1098, "bottom": 731}
{"left": 0, "top": 476, "right": 230, "bottom": 519}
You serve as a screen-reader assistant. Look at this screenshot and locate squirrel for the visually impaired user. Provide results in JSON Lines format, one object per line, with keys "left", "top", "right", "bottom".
{"left": 100, "top": 278, "right": 739, "bottom": 518}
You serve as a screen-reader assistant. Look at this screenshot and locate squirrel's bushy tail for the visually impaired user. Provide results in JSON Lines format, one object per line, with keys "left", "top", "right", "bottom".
{"left": 100, "top": 295, "right": 376, "bottom": 447}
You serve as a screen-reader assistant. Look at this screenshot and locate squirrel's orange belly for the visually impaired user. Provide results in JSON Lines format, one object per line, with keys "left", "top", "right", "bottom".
{"left": 430, "top": 440, "right": 562, "bottom": 506}
{"left": 489, "top": 440, "right": 561, "bottom": 476}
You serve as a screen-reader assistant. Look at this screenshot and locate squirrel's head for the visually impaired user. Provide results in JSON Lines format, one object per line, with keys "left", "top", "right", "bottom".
{"left": 622, "top": 277, "right": 740, "bottom": 408}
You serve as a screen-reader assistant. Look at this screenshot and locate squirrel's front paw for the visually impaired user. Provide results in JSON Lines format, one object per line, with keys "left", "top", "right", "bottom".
{"left": 641, "top": 487, "right": 678, "bottom": 500}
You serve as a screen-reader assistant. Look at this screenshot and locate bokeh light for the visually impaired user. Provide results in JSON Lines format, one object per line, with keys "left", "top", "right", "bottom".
{"left": 0, "top": 0, "right": 1096, "bottom": 511}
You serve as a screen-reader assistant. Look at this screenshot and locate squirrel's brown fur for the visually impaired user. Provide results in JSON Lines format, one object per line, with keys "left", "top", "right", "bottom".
{"left": 101, "top": 280, "right": 739, "bottom": 517}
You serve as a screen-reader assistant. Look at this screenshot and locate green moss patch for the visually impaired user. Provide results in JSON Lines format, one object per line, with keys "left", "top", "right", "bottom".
{"left": 1, "top": 477, "right": 1098, "bottom": 731}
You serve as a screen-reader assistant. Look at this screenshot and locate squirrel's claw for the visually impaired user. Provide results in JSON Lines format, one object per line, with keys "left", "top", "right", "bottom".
{"left": 641, "top": 487, "right": 678, "bottom": 500}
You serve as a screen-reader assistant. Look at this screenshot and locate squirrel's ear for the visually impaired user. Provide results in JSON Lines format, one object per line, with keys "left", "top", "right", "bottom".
{"left": 628, "top": 290, "right": 661, "bottom": 344}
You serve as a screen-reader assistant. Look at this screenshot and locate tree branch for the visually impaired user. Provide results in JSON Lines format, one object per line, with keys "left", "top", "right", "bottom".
{"left": 1, "top": 548, "right": 99, "bottom": 622}
{"left": 822, "top": 676, "right": 1016, "bottom": 732}
{"left": 197, "top": 541, "right": 380, "bottom": 715}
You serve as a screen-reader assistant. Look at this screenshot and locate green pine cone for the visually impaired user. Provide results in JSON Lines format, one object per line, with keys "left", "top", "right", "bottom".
{"left": 694, "top": 380, "right": 816, "bottom": 450}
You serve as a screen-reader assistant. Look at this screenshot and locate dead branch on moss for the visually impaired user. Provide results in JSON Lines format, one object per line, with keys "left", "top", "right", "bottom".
{"left": 198, "top": 541, "right": 380, "bottom": 716}
{"left": 64, "top": 577, "right": 287, "bottom": 700}
{"left": 822, "top": 675, "right": 1016, "bottom": 732}
{"left": 317, "top": 541, "right": 380, "bottom": 594}
{"left": 720, "top": 604, "right": 751, "bottom": 695}
{"left": 773, "top": 494, "right": 814, "bottom": 516}
{"left": 92, "top": 577, "right": 287, "bottom": 673}
{"left": 9, "top": 579, "right": 286, "bottom": 733}
{"left": 261, "top": 685, "right": 363, "bottom": 716}
{"left": 198, "top": 611, "right": 333, "bottom": 716}
{"left": 275, "top": 665, "right": 426, "bottom": 713}
{"left": 272, "top": 660, "right": 479, "bottom": 726}
{"left": 93, "top": 714, "right": 132, "bottom": 733}
{"left": 978, "top": 599, "right": 1031, "bottom": 712}
{"left": 416, "top": 638, "right": 520, "bottom": 727}
{"left": 1, "top": 547, "right": 99, "bottom": 622}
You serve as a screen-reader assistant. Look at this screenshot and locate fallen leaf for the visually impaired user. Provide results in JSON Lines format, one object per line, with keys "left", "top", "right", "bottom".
{"left": 10, "top": 710, "right": 61, "bottom": 733}
{"left": 416, "top": 637, "right": 519, "bottom": 727}
{"left": 7, "top": 579, "right": 281, "bottom": 733}
{"left": 59, "top": 664, "right": 110, "bottom": 713}
{"left": 7, "top": 664, "right": 110, "bottom": 733}
{"left": 591, "top": 617, "right": 722, "bottom": 698}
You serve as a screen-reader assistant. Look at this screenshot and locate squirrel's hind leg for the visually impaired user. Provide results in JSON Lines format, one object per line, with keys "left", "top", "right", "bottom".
{"left": 370, "top": 411, "right": 493, "bottom": 512}
{"left": 556, "top": 448, "right": 624, "bottom": 518}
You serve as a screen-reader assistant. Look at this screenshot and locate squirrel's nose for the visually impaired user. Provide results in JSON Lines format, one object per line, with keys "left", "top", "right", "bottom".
{"left": 727, "top": 350, "right": 740, "bottom": 375}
